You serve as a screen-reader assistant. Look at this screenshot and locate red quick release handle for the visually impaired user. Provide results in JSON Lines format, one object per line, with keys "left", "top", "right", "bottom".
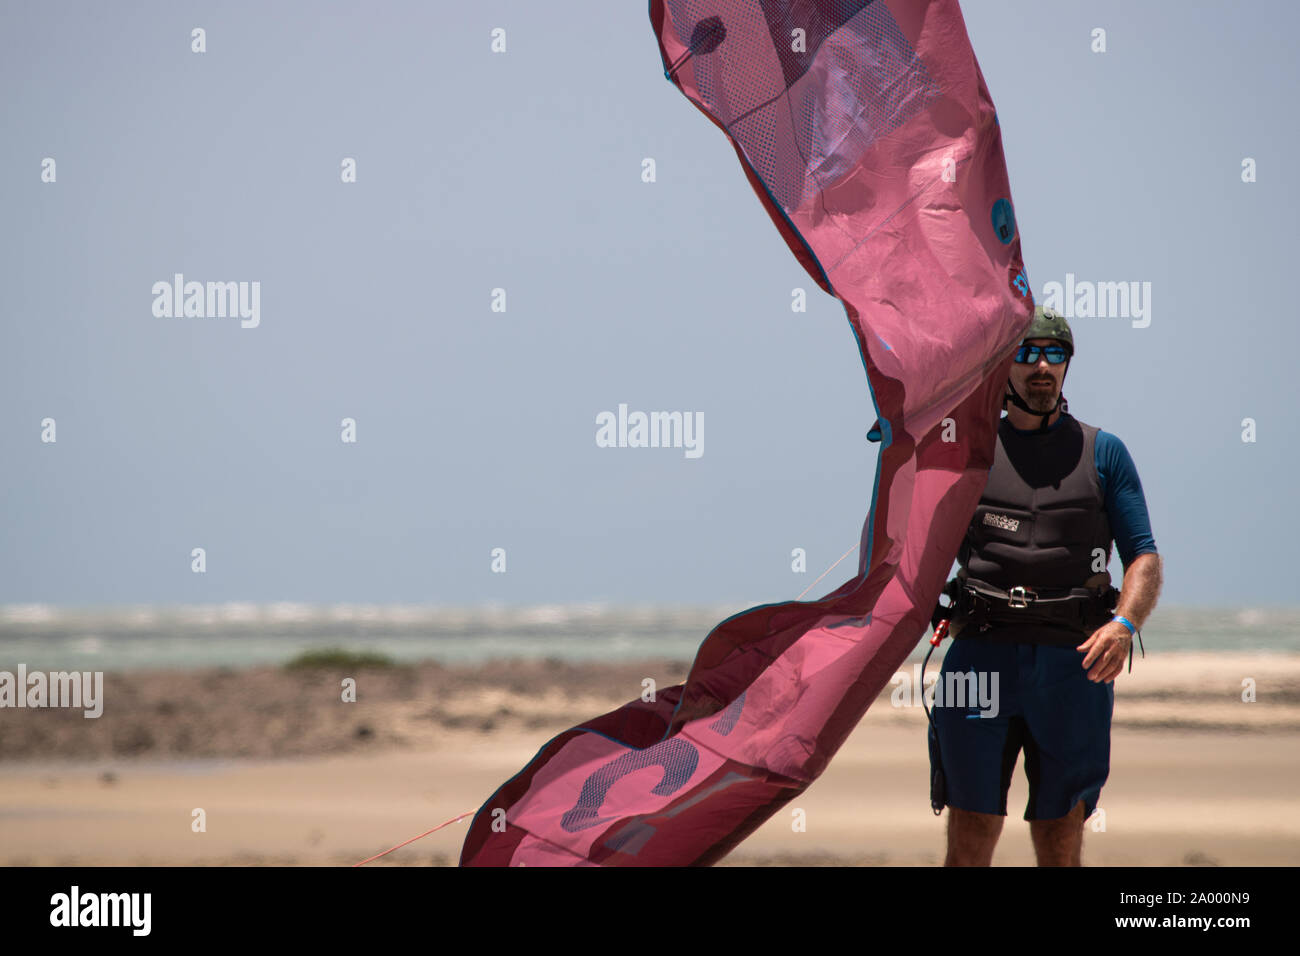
{"left": 931, "top": 618, "right": 949, "bottom": 646}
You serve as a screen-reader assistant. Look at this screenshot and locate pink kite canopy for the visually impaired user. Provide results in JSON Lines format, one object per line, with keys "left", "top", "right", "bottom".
{"left": 461, "top": 0, "right": 1033, "bottom": 866}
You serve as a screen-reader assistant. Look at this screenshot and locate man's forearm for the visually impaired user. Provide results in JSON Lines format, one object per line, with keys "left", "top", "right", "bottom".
{"left": 1114, "top": 552, "right": 1163, "bottom": 631}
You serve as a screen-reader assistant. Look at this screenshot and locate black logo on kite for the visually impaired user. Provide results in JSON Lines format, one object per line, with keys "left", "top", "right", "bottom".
{"left": 667, "top": 16, "right": 727, "bottom": 78}
{"left": 708, "top": 692, "right": 745, "bottom": 736}
{"left": 689, "top": 16, "right": 726, "bottom": 55}
{"left": 559, "top": 694, "right": 746, "bottom": 834}
{"left": 991, "top": 198, "right": 1016, "bottom": 244}
{"left": 560, "top": 738, "right": 699, "bottom": 832}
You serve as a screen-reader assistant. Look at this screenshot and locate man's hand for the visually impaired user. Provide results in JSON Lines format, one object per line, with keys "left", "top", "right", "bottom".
{"left": 1079, "top": 553, "right": 1162, "bottom": 683}
{"left": 1077, "top": 621, "right": 1132, "bottom": 684}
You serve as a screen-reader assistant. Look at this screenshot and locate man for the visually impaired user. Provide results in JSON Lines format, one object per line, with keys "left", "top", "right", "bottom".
{"left": 927, "top": 305, "right": 1163, "bottom": 866}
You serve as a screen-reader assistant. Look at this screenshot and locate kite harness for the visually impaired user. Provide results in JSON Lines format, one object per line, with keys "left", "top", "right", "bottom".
{"left": 922, "top": 577, "right": 1144, "bottom": 815}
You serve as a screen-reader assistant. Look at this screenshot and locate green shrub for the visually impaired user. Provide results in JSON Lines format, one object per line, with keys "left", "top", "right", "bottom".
{"left": 283, "top": 648, "right": 396, "bottom": 670}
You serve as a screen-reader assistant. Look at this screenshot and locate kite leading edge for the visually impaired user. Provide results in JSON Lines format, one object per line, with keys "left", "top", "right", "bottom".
{"left": 460, "top": 0, "right": 1032, "bottom": 867}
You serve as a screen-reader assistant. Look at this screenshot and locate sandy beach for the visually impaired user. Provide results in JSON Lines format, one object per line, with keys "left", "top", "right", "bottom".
{"left": 2, "top": 652, "right": 1297, "bottom": 866}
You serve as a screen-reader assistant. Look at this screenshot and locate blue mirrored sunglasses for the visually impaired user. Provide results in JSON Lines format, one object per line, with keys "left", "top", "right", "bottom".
{"left": 1014, "top": 344, "right": 1069, "bottom": 365}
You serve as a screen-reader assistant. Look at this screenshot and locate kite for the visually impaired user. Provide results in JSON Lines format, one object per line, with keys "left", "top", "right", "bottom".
{"left": 460, "top": 0, "right": 1032, "bottom": 866}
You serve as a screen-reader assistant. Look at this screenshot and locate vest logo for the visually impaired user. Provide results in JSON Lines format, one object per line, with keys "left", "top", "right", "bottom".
{"left": 982, "top": 512, "right": 1020, "bottom": 532}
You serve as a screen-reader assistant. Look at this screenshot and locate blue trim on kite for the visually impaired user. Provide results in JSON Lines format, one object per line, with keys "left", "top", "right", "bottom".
{"left": 991, "top": 198, "right": 1016, "bottom": 245}
{"left": 573, "top": 726, "right": 637, "bottom": 749}
{"left": 857, "top": 341, "right": 889, "bottom": 575}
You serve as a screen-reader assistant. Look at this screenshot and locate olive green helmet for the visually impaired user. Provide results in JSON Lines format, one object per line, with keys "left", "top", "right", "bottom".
{"left": 1005, "top": 304, "right": 1073, "bottom": 430}
{"left": 1024, "top": 305, "right": 1074, "bottom": 356}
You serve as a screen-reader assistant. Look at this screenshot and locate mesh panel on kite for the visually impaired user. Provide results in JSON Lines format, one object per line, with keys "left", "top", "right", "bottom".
{"left": 665, "top": 0, "right": 940, "bottom": 211}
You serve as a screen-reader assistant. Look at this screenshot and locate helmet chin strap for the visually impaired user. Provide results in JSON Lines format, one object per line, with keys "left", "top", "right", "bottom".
{"left": 1004, "top": 361, "right": 1070, "bottom": 433}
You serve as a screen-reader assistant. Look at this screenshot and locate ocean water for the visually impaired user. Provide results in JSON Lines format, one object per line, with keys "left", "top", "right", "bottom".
{"left": 1, "top": 603, "right": 1297, "bottom": 672}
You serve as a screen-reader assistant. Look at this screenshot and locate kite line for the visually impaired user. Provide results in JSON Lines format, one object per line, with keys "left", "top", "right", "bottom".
{"left": 353, "top": 545, "right": 859, "bottom": 865}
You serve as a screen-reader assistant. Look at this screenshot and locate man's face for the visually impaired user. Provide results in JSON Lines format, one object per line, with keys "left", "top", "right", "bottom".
{"left": 1010, "top": 337, "right": 1068, "bottom": 413}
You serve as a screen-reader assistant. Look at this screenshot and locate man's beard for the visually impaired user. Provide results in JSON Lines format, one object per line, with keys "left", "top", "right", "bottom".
{"left": 1024, "top": 380, "right": 1058, "bottom": 413}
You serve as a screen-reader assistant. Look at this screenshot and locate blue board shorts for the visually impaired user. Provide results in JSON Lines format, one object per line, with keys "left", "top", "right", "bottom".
{"left": 926, "top": 635, "right": 1114, "bottom": 821}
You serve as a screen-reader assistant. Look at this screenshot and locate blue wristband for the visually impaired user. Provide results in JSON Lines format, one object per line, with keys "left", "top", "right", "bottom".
{"left": 1112, "top": 615, "right": 1137, "bottom": 637}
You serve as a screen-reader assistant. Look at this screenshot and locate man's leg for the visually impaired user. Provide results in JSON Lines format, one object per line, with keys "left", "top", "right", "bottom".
{"left": 1019, "top": 645, "right": 1115, "bottom": 866}
{"left": 1029, "top": 798, "right": 1085, "bottom": 866}
{"left": 946, "top": 808, "right": 1004, "bottom": 866}
{"left": 928, "top": 638, "right": 1022, "bottom": 866}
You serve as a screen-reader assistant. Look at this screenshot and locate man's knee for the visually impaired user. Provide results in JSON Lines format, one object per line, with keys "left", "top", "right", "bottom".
{"left": 945, "top": 807, "right": 1004, "bottom": 867}
{"left": 1029, "top": 799, "right": 1085, "bottom": 866}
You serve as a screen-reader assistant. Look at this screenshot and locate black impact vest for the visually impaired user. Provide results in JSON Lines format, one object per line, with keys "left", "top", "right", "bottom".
{"left": 952, "top": 413, "right": 1115, "bottom": 645}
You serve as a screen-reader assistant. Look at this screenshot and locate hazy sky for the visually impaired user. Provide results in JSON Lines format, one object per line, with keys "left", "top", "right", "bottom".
{"left": 2, "top": 1, "right": 1296, "bottom": 608}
